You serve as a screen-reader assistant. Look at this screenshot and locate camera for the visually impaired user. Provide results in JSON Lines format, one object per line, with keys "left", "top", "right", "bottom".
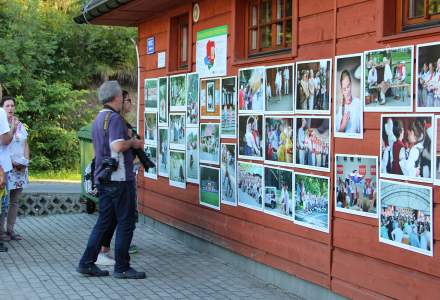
{"left": 99, "top": 157, "right": 119, "bottom": 184}
{"left": 133, "top": 148, "right": 155, "bottom": 172}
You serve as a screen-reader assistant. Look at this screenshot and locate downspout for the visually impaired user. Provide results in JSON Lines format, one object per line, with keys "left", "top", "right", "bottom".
{"left": 131, "top": 37, "right": 141, "bottom": 131}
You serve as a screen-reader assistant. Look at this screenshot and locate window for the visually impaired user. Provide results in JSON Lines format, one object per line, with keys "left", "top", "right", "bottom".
{"left": 170, "top": 13, "right": 190, "bottom": 71}
{"left": 398, "top": 0, "right": 440, "bottom": 31}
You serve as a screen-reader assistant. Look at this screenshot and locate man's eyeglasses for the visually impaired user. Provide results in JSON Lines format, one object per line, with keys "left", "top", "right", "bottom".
{"left": 124, "top": 98, "right": 132, "bottom": 104}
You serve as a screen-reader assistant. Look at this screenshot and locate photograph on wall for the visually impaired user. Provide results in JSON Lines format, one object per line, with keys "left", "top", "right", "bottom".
{"left": 434, "top": 116, "right": 440, "bottom": 185}
{"left": 169, "top": 113, "right": 186, "bottom": 150}
{"left": 158, "top": 76, "right": 168, "bottom": 126}
{"left": 238, "top": 162, "right": 263, "bottom": 211}
{"left": 158, "top": 127, "right": 169, "bottom": 177}
{"left": 334, "top": 54, "right": 364, "bottom": 139}
{"left": 238, "top": 67, "right": 265, "bottom": 113}
{"left": 335, "top": 154, "right": 378, "bottom": 218}
{"left": 295, "top": 59, "right": 331, "bottom": 114}
{"left": 264, "top": 166, "right": 293, "bottom": 219}
{"left": 265, "top": 64, "right": 294, "bottom": 113}
{"left": 238, "top": 114, "right": 263, "bottom": 160}
{"left": 199, "top": 123, "right": 220, "bottom": 165}
{"left": 196, "top": 25, "right": 228, "bottom": 79}
{"left": 144, "top": 112, "right": 157, "bottom": 146}
{"left": 221, "top": 76, "right": 237, "bottom": 138}
{"left": 186, "top": 72, "right": 199, "bottom": 126}
{"left": 144, "top": 78, "right": 158, "bottom": 111}
{"left": 169, "top": 150, "right": 186, "bottom": 189}
{"left": 169, "top": 74, "right": 187, "bottom": 112}
{"left": 416, "top": 42, "right": 440, "bottom": 112}
{"left": 379, "top": 179, "right": 433, "bottom": 256}
{"left": 220, "top": 143, "right": 237, "bottom": 206}
{"left": 264, "top": 116, "right": 294, "bottom": 167}
{"left": 294, "top": 173, "right": 330, "bottom": 233}
{"left": 143, "top": 145, "right": 157, "bottom": 180}
{"left": 199, "top": 165, "right": 220, "bottom": 210}
{"left": 364, "top": 46, "right": 414, "bottom": 112}
{"left": 295, "top": 117, "right": 331, "bottom": 172}
{"left": 200, "top": 78, "right": 221, "bottom": 119}
{"left": 380, "top": 114, "right": 433, "bottom": 183}
{"left": 186, "top": 127, "right": 199, "bottom": 184}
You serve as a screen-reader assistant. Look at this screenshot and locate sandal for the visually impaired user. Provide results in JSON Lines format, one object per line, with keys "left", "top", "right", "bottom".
{"left": 8, "top": 232, "right": 22, "bottom": 241}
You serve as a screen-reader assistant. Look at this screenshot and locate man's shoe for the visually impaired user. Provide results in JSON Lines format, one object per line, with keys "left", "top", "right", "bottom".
{"left": 113, "top": 267, "right": 146, "bottom": 279}
{"left": 96, "top": 253, "right": 115, "bottom": 266}
{"left": 128, "top": 244, "right": 138, "bottom": 254}
{"left": 76, "top": 264, "right": 109, "bottom": 277}
{"left": 0, "top": 242, "right": 7, "bottom": 252}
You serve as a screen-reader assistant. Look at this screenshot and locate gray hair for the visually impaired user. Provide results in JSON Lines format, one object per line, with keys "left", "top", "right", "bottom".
{"left": 98, "top": 81, "right": 122, "bottom": 104}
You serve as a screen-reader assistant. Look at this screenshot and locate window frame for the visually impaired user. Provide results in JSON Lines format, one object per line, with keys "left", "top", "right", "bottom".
{"left": 176, "top": 14, "right": 189, "bottom": 69}
{"left": 397, "top": 0, "right": 440, "bottom": 32}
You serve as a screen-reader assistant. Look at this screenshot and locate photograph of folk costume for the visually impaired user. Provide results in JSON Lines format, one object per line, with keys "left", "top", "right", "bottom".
{"left": 238, "top": 114, "right": 263, "bottom": 160}
{"left": 199, "top": 123, "right": 220, "bottom": 165}
{"left": 221, "top": 76, "right": 237, "bottom": 138}
{"left": 238, "top": 67, "right": 265, "bottom": 112}
{"left": 143, "top": 145, "right": 157, "bottom": 180}
{"left": 238, "top": 162, "right": 263, "bottom": 211}
{"left": 435, "top": 116, "right": 440, "bottom": 185}
{"left": 335, "top": 154, "right": 378, "bottom": 218}
{"left": 295, "top": 59, "right": 331, "bottom": 114}
{"left": 221, "top": 144, "right": 237, "bottom": 206}
{"left": 186, "top": 72, "right": 199, "bottom": 126}
{"left": 186, "top": 127, "right": 199, "bottom": 184}
{"left": 364, "top": 46, "right": 413, "bottom": 112}
{"left": 265, "top": 64, "right": 294, "bottom": 113}
{"left": 334, "top": 54, "right": 363, "bottom": 139}
{"left": 158, "top": 128, "right": 169, "bottom": 177}
{"left": 158, "top": 77, "right": 168, "bottom": 126}
{"left": 169, "top": 113, "right": 185, "bottom": 150}
{"left": 200, "top": 78, "right": 221, "bottom": 119}
{"left": 295, "top": 117, "right": 330, "bottom": 171}
{"left": 170, "top": 74, "right": 187, "bottom": 111}
{"left": 199, "top": 165, "right": 220, "bottom": 210}
{"left": 264, "top": 166, "right": 293, "bottom": 219}
{"left": 144, "top": 112, "right": 157, "bottom": 146}
{"left": 264, "top": 117, "right": 294, "bottom": 166}
{"left": 380, "top": 115, "right": 433, "bottom": 183}
{"left": 416, "top": 42, "right": 440, "bottom": 112}
{"left": 144, "top": 78, "right": 158, "bottom": 111}
{"left": 379, "top": 179, "right": 432, "bottom": 256}
{"left": 169, "top": 150, "right": 186, "bottom": 189}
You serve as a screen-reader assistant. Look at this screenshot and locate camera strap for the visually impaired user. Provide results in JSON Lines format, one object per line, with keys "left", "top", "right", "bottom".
{"left": 103, "top": 111, "right": 112, "bottom": 158}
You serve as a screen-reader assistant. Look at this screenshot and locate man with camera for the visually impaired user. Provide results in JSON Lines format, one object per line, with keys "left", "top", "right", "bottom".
{"left": 77, "top": 81, "right": 145, "bottom": 279}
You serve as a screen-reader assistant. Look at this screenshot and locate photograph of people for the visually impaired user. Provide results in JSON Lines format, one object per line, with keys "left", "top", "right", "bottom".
{"left": 158, "top": 128, "right": 169, "bottom": 177}
{"left": 264, "top": 166, "right": 293, "bottom": 219}
{"left": 335, "top": 154, "right": 378, "bottom": 218}
{"left": 200, "top": 78, "right": 221, "bottom": 119}
{"left": 199, "top": 165, "right": 220, "bottom": 210}
{"left": 294, "top": 173, "right": 329, "bottom": 232}
{"left": 264, "top": 117, "right": 294, "bottom": 166}
{"left": 416, "top": 42, "right": 440, "bottom": 112}
{"left": 238, "top": 67, "right": 265, "bottom": 112}
{"left": 435, "top": 116, "right": 440, "bottom": 185}
{"left": 158, "top": 77, "right": 168, "bottom": 126}
{"left": 144, "top": 112, "right": 157, "bottom": 146}
{"left": 295, "top": 59, "right": 331, "bottom": 114}
{"left": 221, "top": 144, "right": 237, "bottom": 206}
{"left": 380, "top": 115, "right": 433, "bottom": 183}
{"left": 334, "top": 54, "right": 363, "bottom": 139}
{"left": 186, "top": 72, "right": 199, "bottom": 126}
{"left": 169, "top": 113, "right": 185, "bottom": 150}
{"left": 143, "top": 145, "right": 157, "bottom": 180}
{"left": 379, "top": 179, "right": 432, "bottom": 256}
{"left": 295, "top": 117, "right": 331, "bottom": 171}
{"left": 265, "top": 64, "right": 294, "bottom": 113}
{"left": 364, "top": 46, "right": 413, "bottom": 112}
{"left": 238, "top": 114, "right": 263, "bottom": 160}
{"left": 221, "top": 76, "right": 237, "bottom": 138}
{"left": 170, "top": 74, "right": 186, "bottom": 111}
{"left": 169, "top": 150, "right": 186, "bottom": 189}
{"left": 144, "top": 78, "right": 158, "bottom": 111}
{"left": 199, "top": 123, "right": 220, "bottom": 165}
{"left": 186, "top": 127, "right": 199, "bottom": 183}
{"left": 238, "top": 162, "right": 263, "bottom": 211}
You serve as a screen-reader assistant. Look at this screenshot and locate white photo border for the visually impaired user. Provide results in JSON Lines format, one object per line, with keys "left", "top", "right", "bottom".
{"left": 169, "top": 149, "right": 186, "bottom": 189}
{"left": 237, "top": 161, "right": 264, "bottom": 211}
{"left": 199, "top": 164, "right": 221, "bottom": 210}
{"left": 263, "top": 165, "right": 294, "bottom": 220}
{"left": 186, "top": 72, "right": 200, "bottom": 127}
{"left": 264, "top": 63, "right": 295, "bottom": 114}
{"left": 200, "top": 77, "right": 222, "bottom": 120}
{"left": 169, "top": 73, "right": 187, "bottom": 112}
{"left": 415, "top": 41, "right": 440, "bottom": 112}
{"left": 186, "top": 126, "right": 200, "bottom": 184}
{"left": 199, "top": 122, "right": 220, "bottom": 165}
{"left": 238, "top": 66, "right": 266, "bottom": 114}
{"left": 237, "top": 113, "right": 265, "bottom": 161}
{"left": 263, "top": 115, "right": 296, "bottom": 167}
{"left": 220, "top": 143, "right": 238, "bottom": 206}
{"left": 169, "top": 112, "right": 186, "bottom": 151}
{"left": 143, "top": 145, "right": 158, "bottom": 180}
{"left": 158, "top": 127, "right": 169, "bottom": 178}
{"left": 158, "top": 76, "right": 169, "bottom": 127}
{"left": 220, "top": 76, "right": 238, "bottom": 138}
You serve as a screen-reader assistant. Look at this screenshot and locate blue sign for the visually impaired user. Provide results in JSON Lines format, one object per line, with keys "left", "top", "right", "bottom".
{"left": 146, "top": 37, "right": 155, "bottom": 55}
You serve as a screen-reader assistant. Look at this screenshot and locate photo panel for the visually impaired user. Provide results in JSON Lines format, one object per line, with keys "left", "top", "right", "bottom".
{"left": 169, "top": 113, "right": 186, "bottom": 150}
{"left": 186, "top": 72, "right": 200, "bottom": 126}
{"left": 200, "top": 78, "right": 221, "bottom": 119}
{"left": 158, "top": 76, "right": 169, "bottom": 126}
{"left": 221, "top": 143, "right": 237, "bottom": 206}
{"left": 143, "top": 145, "right": 158, "bottom": 180}
{"left": 379, "top": 179, "right": 433, "bottom": 256}
{"left": 264, "top": 166, "right": 293, "bottom": 219}
{"left": 238, "top": 66, "right": 265, "bottom": 113}
{"left": 186, "top": 127, "right": 199, "bottom": 184}
{"left": 416, "top": 42, "right": 440, "bottom": 112}
{"left": 158, "top": 127, "right": 169, "bottom": 177}
{"left": 169, "top": 150, "right": 186, "bottom": 189}
{"left": 264, "top": 116, "right": 295, "bottom": 167}
{"left": 144, "top": 78, "right": 159, "bottom": 111}
{"left": 265, "top": 64, "right": 294, "bottom": 113}
{"left": 221, "top": 76, "right": 237, "bottom": 138}
{"left": 238, "top": 114, "right": 264, "bottom": 160}
{"left": 364, "top": 46, "right": 414, "bottom": 112}
{"left": 237, "top": 162, "right": 264, "bottom": 211}
{"left": 199, "top": 165, "right": 220, "bottom": 210}
{"left": 144, "top": 112, "right": 157, "bottom": 146}
{"left": 199, "top": 123, "right": 220, "bottom": 165}
{"left": 170, "top": 74, "right": 187, "bottom": 112}
{"left": 435, "top": 116, "right": 440, "bottom": 185}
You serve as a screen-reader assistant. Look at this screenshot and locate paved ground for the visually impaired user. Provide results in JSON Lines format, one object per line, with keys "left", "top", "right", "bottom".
{"left": 0, "top": 214, "right": 301, "bottom": 300}
{"left": 26, "top": 182, "right": 81, "bottom": 194}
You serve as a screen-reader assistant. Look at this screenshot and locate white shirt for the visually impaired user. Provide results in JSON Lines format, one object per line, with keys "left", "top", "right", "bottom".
{"left": 391, "top": 227, "right": 404, "bottom": 243}
{"left": 384, "top": 64, "right": 393, "bottom": 83}
{"left": 368, "top": 67, "right": 377, "bottom": 87}
{"left": 335, "top": 97, "right": 362, "bottom": 134}
{"left": 0, "top": 108, "right": 12, "bottom": 172}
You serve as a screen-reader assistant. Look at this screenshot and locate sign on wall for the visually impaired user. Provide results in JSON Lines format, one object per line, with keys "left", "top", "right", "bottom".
{"left": 196, "top": 25, "right": 228, "bottom": 79}
{"left": 147, "top": 37, "right": 155, "bottom": 55}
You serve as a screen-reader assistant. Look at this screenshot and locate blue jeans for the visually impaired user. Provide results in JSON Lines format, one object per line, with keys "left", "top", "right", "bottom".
{"left": 79, "top": 181, "right": 136, "bottom": 273}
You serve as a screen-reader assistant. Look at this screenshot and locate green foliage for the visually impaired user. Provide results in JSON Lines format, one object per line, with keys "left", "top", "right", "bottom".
{"left": 297, "top": 175, "right": 328, "bottom": 197}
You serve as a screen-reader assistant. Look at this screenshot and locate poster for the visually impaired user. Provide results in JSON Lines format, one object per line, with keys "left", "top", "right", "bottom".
{"left": 416, "top": 42, "right": 440, "bottom": 112}
{"left": 186, "top": 72, "right": 199, "bottom": 127}
{"left": 199, "top": 165, "right": 220, "bottom": 210}
{"left": 238, "top": 67, "right": 265, "bottom": 113}
{"left": 435, "top": 116, "right": 440, "bottom": 185}
{"left": 158, "top": 76, "right": 168, "bottom": 126}
{"left": 196, "top": 25, "right": 228, "bottom": 79}
{"left": 220, "top": 76, "right": 237, "bottom": 138}
{"left": 144, "top": 112, "right": 157, "bottom": 146}
{"left": 264, "top": 166, "right": 293, "bottom": 219}
{"left": 144, "top": 78, "right": 158, "bottom": 111}
{"left": 186, "top": 127, "right": 199, "bottom": 184}
{"left": 158, "top": 127, "right": 169, "bottom": 177}
{"left": 264, "top": 116, "right": 294, "bottom": 167}
{"left": 237, "top": 162, "right": 263, "bottom": 211}
{"left": 143, "top": 145, "right": 157, "bottom": 180}
{"left": 199, "top": 123, "right": 220, "bottom": 165}
{"left": 220, "top": 143, "right": 237, "bottom": 206}
{"left": 169, "top": 150, "right": 186, "bottom": 189}
{"left": 169, "top": 113, "right": 186, "bottom": 150}
{"left": 200, "top": 78, "right": 221, "bottom": 119}
{"left": 238, "top": 114, "right": 264, "bottom": 160}
{"left": 265, "top": 64, "right": 294, "bottom": 113}
{"left": 170, "top": 74, "right": 187, "bottom": 112}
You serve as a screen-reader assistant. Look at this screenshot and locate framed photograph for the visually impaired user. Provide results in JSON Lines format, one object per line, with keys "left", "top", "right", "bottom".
{"left": 293, "top": 172, "right": 330, "bottom": 233}
{"left": 416, "top": 42, "right": 440, "bottom": 112}
{"left": 158, "top": 76, "right": 169, "bottom": 126}
{"left": 334, "top": 53, "right": 364, "bottom": 139}
{"left": 265, "top": 64, "right": 294, "bottom": 113}
{"left": 364, "top": 46, "right": 414, "bottom": 112}
{"left": 186, "top": 127, "right": 199, "bottom": 184}
{"left": 199, "top": 123, "right": 220, "bottom": 165}
{"left": 379, "top": 179, "right": 433, "bottom": 256}
{"left": 143, "top": 145, "right": 158, "bottom": 180}
{"left": 144, "top": 78, "right": 158, "bottom": 111}
{"left": 169, "top": 113, "right": 186, "bottom": 150}
{"left": 144, "top": 112, "right": 157, "bottom": 146}
{"left": 264, "top": 116, "right": 295, "bottom": 167}
{"left": 158, "top": 127, "right": 169, "bottom": 177}
{"left": 237, "top": 161, "right": 264, "bottom": 211}
{"left": 199, "top": 165, "right": 220, "bottom": 210}
{"left": 221, "top": 143, "right": 237, "bottom": 206}
{"left": 221, "top": 76, "right": 237, "bottom": 138}
{"left": 264, "top": 166, "right": 293, "bottom": 219}
{"left": 169, "top": 150, "right": 186, "bottom": 189}
{"left": 238, "top": 66, "right": 265, "bottom": 113}
{"left": 335, "top": 154, "right": 378, "bottom": 218}
{"left": 434, "top": 116, "right": 440, "bottom": 185}
{"left": 380, "top": 114, "right": 433, "bottom": 183}
{"left": 186, "top": 72, "right": 199, "bottom": 126}
{"left": 238, "top": 114, "right": 264, "bottom": 160}
{"left": 295, "top": 59, "right": 332, "bottom": 114}
{"left": 169, "top": 74, "right": 187, "bottom": 112}
{"left": 200, "top": 78, "right": 221, "bottom": 119}
{"left": 295, "top": 117, "right": 331, "bottom": 172}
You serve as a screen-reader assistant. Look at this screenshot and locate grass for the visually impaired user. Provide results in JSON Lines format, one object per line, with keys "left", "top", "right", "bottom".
{"left": 29, "top": 169, "right": 81, "bottom": 182}
{"left": 200, "top": 190, "right": 220, "bottom": 208}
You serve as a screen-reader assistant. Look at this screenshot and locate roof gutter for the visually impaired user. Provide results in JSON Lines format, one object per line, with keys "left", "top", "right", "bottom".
{"left": 74, "top": 0, "right": 133, "bottom": 24}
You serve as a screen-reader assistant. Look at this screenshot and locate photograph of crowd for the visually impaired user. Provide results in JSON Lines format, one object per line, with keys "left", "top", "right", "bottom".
{"left": 199, "top": 165, "right": 220, "bottom": 210}
{"left": 264, "top": 166, "right": 293, "bottom": 219}
{"left": 296, "top": 117, "right": 330, "bottom": 171}
{"left": 143, "top": 145, "right": 157, "bottom": 180}
{"left": 379, "top": 179, "right": 432, "bottom": 256}
{"left": 238, "top": 162, "right": 263, "bottom": 211}
{"left": 294, "top": 173, "right": 329, "bottom": 232}
{"left": 221, "top": 144, "right": 237, "bottom": 206}
{"left": 158, "top": 76, "right": 168, "bottom": 126}
{"left": 416, "top": 42, "right": 440, "bottom": 112}
{"left": 186, "top": 127, "right": 199, "bottom": 183}
{"left": 265, "top": 64, "right": 294, "bottom": 113}
{"left": 334, "top": 54, "right": 363, "bottom": 139}
{"left": 364, "top": 46, "right": 413, "bottom": 112}
{"left": 335, "top": 154, "right": 378, "bottom": 218}
{"left": 158, "top": 128, "right": 169, "bottom": 177}
{"left": 238, "top": 67, "right": 265, "bottom": 112}
{"left": 200, "top": 78, "right": 221, "bottom": 119}
{"left": 435, "top": 116, "right": 440, "bottom": 185}
{"left": 221, "top": 76, "right": 237, "bottom": 138}
{"left": 170, "top": 74, "right": 186, "bottom": 111}
{"left": 264, "top": 117, "right": 294, "bottom": 166}
{"left": 381, "top": 115, "right": 433, "bottom": 183}
{"left": 169, "top": 113, "right": 185, "bottom": 150}
{"left": 144, "top": 112, "right": 157, "bottom": 146}
{"left": 144, "top": 78, "right": 158, "bottom": 111}
{"left": 199, "top": 123, "right": 220, "bottom": 165}
{"left": 295, "top": 59, "right": 331, "bottom": 114}
{"left": 169, "top": 150, "right": 186, "bottom": 189}
{"left": 186, "top": 72, "right": 199, "bottom": 126}
{"left": 238, "top": 114, "right": 263, "bottom": 160}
